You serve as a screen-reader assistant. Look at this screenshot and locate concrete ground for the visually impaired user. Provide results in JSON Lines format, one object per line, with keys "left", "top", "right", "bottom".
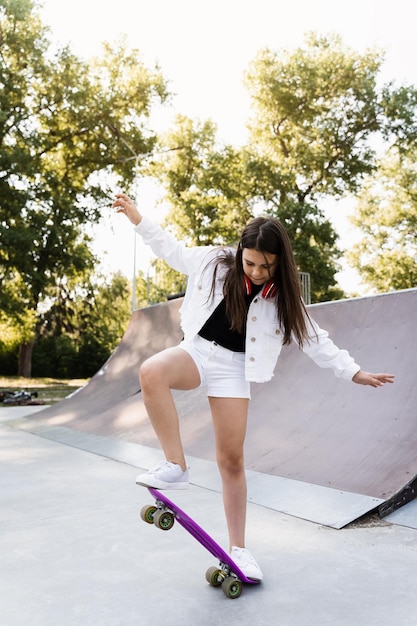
{"left": 1, "top": 406, "right": 417, "bottom": 626}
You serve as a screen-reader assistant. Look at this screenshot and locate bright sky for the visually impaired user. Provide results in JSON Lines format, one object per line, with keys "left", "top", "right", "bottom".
{"left": 40, "top": 0, "right": 416, "bottom": 295}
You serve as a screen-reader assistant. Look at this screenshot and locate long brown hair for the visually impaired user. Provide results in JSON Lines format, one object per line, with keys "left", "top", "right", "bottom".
{"left": 210, "top": 217, "right": 312, "bottom": 347}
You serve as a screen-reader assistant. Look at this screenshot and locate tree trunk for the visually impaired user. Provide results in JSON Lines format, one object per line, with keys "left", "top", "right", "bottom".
{"left": 18, "top": 340, "right": 35, "bottom": 377}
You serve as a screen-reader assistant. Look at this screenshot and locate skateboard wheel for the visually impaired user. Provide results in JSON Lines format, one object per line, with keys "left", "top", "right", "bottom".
{"left": 205, "top": 566, "right": 223, "bottom": 587}
{"left": 222, "top": 576, "right": 242, "bottom": 599}
{"left": 140, "top": 504, "right": 157, "bottom": 524}
{"left": 153, "top": 509, "right": 175, "bottom": 531}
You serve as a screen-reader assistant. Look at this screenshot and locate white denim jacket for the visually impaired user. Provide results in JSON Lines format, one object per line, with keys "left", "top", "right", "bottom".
{"left": 135, "top": 217, "right": 360, "bottom": 384}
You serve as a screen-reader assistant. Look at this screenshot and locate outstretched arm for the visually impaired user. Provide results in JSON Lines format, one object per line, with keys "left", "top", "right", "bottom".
{"left": 352, "top": 371, "right": 395, "bottom": 388}
{"left": 111, "top": 192, "right": 214, "bottom": 276}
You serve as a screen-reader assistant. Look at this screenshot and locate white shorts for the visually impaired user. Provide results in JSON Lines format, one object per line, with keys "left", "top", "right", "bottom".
{"left": 178, "top": 335, "right": 251, "bottom": 399}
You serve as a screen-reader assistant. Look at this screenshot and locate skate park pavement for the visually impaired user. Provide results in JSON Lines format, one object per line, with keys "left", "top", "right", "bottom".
{"left": 1, "top": 405, "right": 417, "bottom": 626}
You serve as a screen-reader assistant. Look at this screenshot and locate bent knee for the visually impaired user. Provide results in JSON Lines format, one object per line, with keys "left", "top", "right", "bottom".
{"left": 139, "top": 357, "right": 164, "bottom": 390}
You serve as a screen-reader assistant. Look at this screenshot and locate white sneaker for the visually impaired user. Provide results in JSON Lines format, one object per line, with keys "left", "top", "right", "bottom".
{"left": 135, "top": 460, "right": 189, "bottom": 490}
{"left": 230, "top": 546, "right": 264, "bottom": 581}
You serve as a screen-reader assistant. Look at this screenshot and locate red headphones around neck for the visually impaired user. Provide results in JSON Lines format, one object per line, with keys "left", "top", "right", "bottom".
{"left": 244, "top": 275, "right": 278, "bottom": 299}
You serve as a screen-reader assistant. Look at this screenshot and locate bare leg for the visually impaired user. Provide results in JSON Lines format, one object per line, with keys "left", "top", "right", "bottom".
{"left": 139, "top": 347, "right": 201, "bottom": 471}
{"left": 209, "top": 396, "right": 249, "bottom": 550}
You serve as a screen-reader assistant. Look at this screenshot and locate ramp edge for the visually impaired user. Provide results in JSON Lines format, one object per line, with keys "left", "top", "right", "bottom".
{"left": 5, "top": 417, "right": 384, "bottom": 529}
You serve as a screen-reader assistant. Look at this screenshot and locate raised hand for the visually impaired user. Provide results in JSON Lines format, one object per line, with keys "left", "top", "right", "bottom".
{"left": 112, "top": 193, "right": 142, "bottom": 226}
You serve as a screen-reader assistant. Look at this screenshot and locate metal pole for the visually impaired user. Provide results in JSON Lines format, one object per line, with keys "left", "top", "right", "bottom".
{"left": 131, "top": 154, "right": 140, "bottom": 312}
{"left": 132, "top": 230, "right": 137, "bottom": 311}
{"left": 106, "top": 125, "right": 143, "bottom": 313}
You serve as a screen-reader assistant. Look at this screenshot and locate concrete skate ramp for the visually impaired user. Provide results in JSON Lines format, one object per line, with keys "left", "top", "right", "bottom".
{"left": 28, "top": 289, "right": 416, "bottom": 528}
{"left": 33, "top": 299, "right": 183, "bottom": 432}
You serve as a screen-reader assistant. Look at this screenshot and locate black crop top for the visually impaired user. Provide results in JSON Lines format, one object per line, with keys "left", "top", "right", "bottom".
{"left": 198, "top": 283, "right": 263, "bottom": 352}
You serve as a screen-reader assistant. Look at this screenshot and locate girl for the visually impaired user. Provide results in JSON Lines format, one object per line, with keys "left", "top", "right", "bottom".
{"left": 112, "top": 192, "right": 394, "bottom": 581}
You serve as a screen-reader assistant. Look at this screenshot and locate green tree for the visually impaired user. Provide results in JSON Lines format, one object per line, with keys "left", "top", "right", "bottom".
{"left": 75, "top": 271, "right": 132, "bottom": 355}
{"left": 152, "top": 35, "right": 417, "bottom": 302}
{"left": 73, "top": 271, "right": 132, "bottom": 377}
{"left": 143, "top": 258, "right": 187, "bottom": 304}
{"left": 243, "top": 33, "right": 417, "bottom": 299}
{"left": 348, "top": 150, "right": 417, "bottom": 292}
{"left": 0, "top": 0, "right": 168, "bottom": 375}
{"left": 152, "top": 115, "right": 254, "bottom": 245}
{"left": 32, "top": 271, "right": 132, "bottom": 378}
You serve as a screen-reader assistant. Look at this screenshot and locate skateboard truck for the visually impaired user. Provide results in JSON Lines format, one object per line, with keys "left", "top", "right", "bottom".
{"left": 140, "top": 488, "right": 260, "bottom": 599}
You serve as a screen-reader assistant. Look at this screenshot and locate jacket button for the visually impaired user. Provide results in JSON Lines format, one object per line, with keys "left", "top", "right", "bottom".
{"left": 252, "top": 316, "right": 257, "bottom": 322}
{"left": 275, "top": 329, "right": 280, "bottom": 335}
{"left": 250, "top": 337, "right": 256, "bottom": 342}
{"left": 249, "top": 356, "right": 255, "bottom": 361}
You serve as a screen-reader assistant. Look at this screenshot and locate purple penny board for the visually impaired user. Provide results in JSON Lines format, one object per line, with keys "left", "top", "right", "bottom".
{"left": 146, "top": 487, "right": 260, "bottom": 588}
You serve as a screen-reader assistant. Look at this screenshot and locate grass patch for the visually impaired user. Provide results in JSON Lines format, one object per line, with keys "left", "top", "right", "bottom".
{"left": 0, "top": 376, "right": 89, "bottom": 405}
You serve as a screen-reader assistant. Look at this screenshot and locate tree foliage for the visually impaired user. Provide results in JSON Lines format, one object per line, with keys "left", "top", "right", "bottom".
{"left": 1, "top": 271, "right": 132, "bottom": 377}
{"left": 0, "top": 0, "right": 168, "bottom": 375}
{"left": 240, "top": 34, "right": 410, "bottom": 301}
{"left": 151, "top": 115, "right": 254, "bottom": 245}
{"left": 153, "top": 34, "right": 417, "bottom": 301}
{"left": 241, "top": 33, "right": 417, "bottom": 300}
{"left": 349, "top": 150, "right": 417, "bottom": 292}
{"left": 143, "top": 258, "right": 187, "bottom": 304}
{"left": 245, "top": 33, "right": 384, "bottom": 200}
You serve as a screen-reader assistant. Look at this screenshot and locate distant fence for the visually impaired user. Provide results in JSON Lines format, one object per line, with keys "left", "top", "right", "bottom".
{"left": 300, "top": 272, "right": 311, "bottom": 305}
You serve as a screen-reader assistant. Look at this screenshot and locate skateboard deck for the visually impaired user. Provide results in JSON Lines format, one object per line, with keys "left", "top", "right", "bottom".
{"left": 140, "top": 487, "right": 260, "bottom": 598}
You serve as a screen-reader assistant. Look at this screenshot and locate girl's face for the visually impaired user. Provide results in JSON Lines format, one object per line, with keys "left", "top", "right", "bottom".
{"left": 242, "top": 248, "right": 278, "bottom": 285}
